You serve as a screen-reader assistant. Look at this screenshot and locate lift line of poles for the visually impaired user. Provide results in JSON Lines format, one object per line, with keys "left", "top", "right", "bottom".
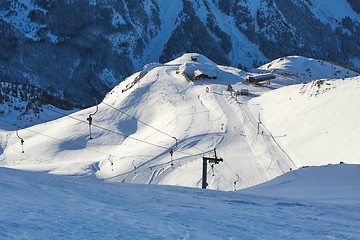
{"left": 14, "top": 97, "right": 227, "bottom": 190}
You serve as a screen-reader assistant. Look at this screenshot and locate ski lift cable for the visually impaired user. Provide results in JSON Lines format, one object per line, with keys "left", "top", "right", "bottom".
{"left": 223, "top": 161, "right": 240, "bottom": 179}
{"left": 16, "top": 75, "right": 208, "bottom": 157}
{"left": 1, "top": 120, "right": 214, "bottom": 173}
{"left": 42, "top": 105, "right": 205, "bottom": 157}
{"left": 0, "top": 119, "right": 117, "bottom": 158}
{"left": 222, "top": 160, "right": 241, "bottom": 185}
{"left": 103, "top": 108, "right": 203, "bottom": 154}
{"left": 213, "top": 168, "right": 234, "bottom": 187}
{"left": 66, "top": 81, "right": 176, "bottom": 141}
{"left": 147, "top": 147, "right": 215, "bottom": 170}
{"left": 64, "top": 80, "right": 206, "bottom": 154}
{"left": 42, "top": 105, "right": 169, "bottom": 150}
{"left": 62, "top": 81, "right": 209, "bottom": 154}
{"left": 102, "top": 101, "right": 176, "bottom": 140}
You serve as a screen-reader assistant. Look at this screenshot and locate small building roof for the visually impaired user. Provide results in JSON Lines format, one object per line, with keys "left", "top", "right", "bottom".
{"left": 246, "top": 73, "right": 276, "bottom": 83}
{"left": 194, "top": 69, "right": 217, "bottom": 78}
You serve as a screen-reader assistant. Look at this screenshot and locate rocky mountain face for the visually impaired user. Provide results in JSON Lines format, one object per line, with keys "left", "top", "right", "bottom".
{"left": 0, "top": 0, "right": 359, "bottom": 105}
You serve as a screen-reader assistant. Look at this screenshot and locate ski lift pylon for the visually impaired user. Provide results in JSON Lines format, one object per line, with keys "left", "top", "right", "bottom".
{"left": 170, "top": 149, "right": 174, "bottom": 167}
{"left": 169, "top": 137, "right": 177, "bottom": 167}
{"left": 16, "top": 128, "right": 24, "bottom": 153}
{"left": 87, "top": 97, "right": 99, "bottom": 139}
{"left": 108, "top": 155, "right": 113, "bottom": 171}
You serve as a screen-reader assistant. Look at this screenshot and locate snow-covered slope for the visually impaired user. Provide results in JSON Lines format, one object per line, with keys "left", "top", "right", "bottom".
{"left": 0, "top": 54, "right": 284, "bottom": 190}
{"left": 1, "top": 165, "right": 359, "bottom": 239}
{"left": 249, "top": 76, "right": 360, "bottom": 167}
{"left": 0, "top": 53, "right": 359, "bottom": 192}
{"left": 243, "top": 163, "right": 360, "bottom": 204}
{"left": 258, "top": 56, "right": 358, "bottom": 84}
{"left": 305, "top": 0, "right": 360, "bottom": 27}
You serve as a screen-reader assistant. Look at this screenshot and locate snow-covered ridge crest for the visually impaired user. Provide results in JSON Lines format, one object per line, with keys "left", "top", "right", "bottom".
{"left": 259, "top": 56, "right": 359, "bottom": 83}
{"left": 299, "top": 79, "right": 337, "bottom": 97}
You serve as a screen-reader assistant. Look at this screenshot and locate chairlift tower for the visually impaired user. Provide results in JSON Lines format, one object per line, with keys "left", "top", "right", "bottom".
{"left": 202, "top": 148, "right": 223, "bottom": 189}
{"left": 87, "top": 97, "right": 99, "bottom": 139}
{"left": 16, "top": 128, "right": 24, "bottom": 153}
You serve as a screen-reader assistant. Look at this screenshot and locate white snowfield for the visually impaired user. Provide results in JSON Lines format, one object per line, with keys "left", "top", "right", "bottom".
{"left": 251, "top": 76, "right": 360, "bottom": 167}
{"left": 0, "top": 164, "right": 359, "bottom": 239}
{"left": 243, "top": 163, "right": 360, "bottom": 205}
{"left": 1, "top": 53, "right": 360, "bottom": 239}
{"left": 0, "top": 53, "right": 359, "bottom": 192}
{"left": 259, "top": 56, "right": 358, "bottom": 84}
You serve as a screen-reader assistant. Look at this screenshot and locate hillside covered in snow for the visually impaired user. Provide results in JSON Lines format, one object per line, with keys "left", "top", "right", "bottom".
{"left": 0, "top": 53, "right": 359, "bottom": 192}
{"left": 1, "top": 1, "right": 360, "bottom": 238}
{"left": 1, "top": 164, "right": 359, "bottom": 239}
{"left": 250, "top": 76, "right": 360, "bottom": 167}
{"left": 258, "top": 56, "right": 357, "bottom": 84}
{"left": 1, "top": 51, "right": 359, "bottom": 238}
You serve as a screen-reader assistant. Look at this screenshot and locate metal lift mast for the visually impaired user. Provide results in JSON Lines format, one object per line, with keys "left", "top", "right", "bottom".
{"left": 202, "top": 148, "right": 223, "bottom": 189}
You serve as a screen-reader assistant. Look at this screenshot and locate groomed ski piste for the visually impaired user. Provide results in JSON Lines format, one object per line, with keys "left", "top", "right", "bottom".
{"left": 1, "top": 53, "right": 360, "bottom": 238}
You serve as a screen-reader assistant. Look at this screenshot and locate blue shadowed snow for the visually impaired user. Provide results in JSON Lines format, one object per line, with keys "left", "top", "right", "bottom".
{"left": 1, "top": 166, "right": 359, "bottom": 239}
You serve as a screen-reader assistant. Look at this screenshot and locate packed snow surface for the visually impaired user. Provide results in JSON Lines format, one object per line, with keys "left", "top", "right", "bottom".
{"left": 0, "top": 164, "right": 359, "bottom": 239}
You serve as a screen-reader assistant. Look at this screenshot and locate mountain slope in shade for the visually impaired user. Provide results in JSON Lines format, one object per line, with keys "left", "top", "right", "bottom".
{"left": 242, "top": 163, "right": 360, "bottom": 204}
{"left": 1, "top": 0, "right": 359, "bottom": 105}
{"left": 0, "top": 165, "right": 359, "bottom": 239}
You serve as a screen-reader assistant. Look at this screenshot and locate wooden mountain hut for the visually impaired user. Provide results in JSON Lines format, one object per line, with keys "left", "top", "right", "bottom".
{"left": 246, "top": 73, "right": 276, "bottom": 84}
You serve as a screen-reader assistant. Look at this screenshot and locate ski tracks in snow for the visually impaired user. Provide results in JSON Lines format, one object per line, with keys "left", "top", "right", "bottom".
{"left": 239, "top": 96, "right": 296, "bottom": 174}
